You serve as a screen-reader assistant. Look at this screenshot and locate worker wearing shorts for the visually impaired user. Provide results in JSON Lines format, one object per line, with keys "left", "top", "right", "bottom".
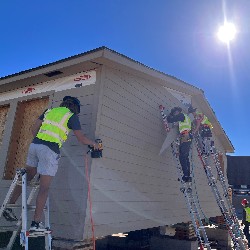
{"left": 26, "top": 143, "right": 60, "bottom": 177}
{"left": 3, "top": 96, "right": 99, "bottom": 232}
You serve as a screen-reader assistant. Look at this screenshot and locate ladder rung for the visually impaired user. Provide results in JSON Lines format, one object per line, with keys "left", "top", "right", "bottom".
{"left": 17, "top": 181, "right": 40, "bottom": 187}
{"left": 6, "top": 204, "right": 47, "bottom": 210}
{"left": 28, "top": 182, "right": 40, "bottom": 187}
{"left": 26, "top": 230, "right": 52, "bottom": 237}
{"left": 0, "top": 225, "right": 19, "bottom": 232}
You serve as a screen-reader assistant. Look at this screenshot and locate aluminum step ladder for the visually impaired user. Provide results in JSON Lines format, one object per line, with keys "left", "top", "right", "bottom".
{"left": 194, "top": 135, "right": 248, "bottom": 250}
{"left": 0, "top": 169, "right": 52, "bottom": 250}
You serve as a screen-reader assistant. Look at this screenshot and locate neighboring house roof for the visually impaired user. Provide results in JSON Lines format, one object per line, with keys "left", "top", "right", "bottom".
{"left": 227, "top": 155, "right": 250, "bottom": 186}
{"left": 0, "top": 46, "right": 234, "bottom": 152}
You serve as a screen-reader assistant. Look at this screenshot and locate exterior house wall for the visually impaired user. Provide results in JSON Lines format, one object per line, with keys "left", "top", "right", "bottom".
{"left": 83, "top": 66, "right": 223, "bottom": 238}
{"left": 4, "top": 97, "right": 49, "bottom": 179}
{"left": 0, "top": 70, "right": 100, "bottom": 241}
{"left": 0, "top": 105, "right": 9, "bottom": 148}
{"left": 0, "top": 48, "right": 233, "bottom": 246}
{"left": 0, "top": 101, "right": 21, "bottom": 204}
{"left": 49, "top": 83, "right": 99, "bottom": 240}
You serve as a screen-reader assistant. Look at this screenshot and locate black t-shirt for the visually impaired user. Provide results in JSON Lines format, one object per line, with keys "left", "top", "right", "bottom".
{"left": 167, "top": 113, "right": 185, "bottom": 123}
{"left": 32, "top": 109, "right": 81, "bottom": 154}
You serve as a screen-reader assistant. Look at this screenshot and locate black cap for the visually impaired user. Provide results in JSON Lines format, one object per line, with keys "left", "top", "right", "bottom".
{"left": 63, "top": 96, "right": 81, "bottom": 114}
{"left": 188, "top": 106, "right": 197, "bottom": 113}
{"left": 170, "top": 107, "right": 182, "bottom": 115}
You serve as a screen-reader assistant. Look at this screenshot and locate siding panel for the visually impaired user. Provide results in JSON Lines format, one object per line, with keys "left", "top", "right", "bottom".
{"left": 84, "top": 68, "right": 189, "bottom": 237}
{"left": 47, "top": 84, "right": 97, "bottom": 240}
{"left": 86, "top": 67, "right": 223, "bottom": 238}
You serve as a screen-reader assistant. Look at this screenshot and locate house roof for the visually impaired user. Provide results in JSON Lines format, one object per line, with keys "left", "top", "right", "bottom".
{"left": 0, "top": 46, "right": 234, "bottom": 152}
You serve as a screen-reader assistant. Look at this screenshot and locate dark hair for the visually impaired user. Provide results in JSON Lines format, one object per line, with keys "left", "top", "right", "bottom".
{"left": 188, "top": 106, "right": 197, "bottom": 114}
{"left": 171, "top": 107, "right": 182, "bottom": 115}
{"left": 60, "top": 99, "right": 79, "bottom": 114}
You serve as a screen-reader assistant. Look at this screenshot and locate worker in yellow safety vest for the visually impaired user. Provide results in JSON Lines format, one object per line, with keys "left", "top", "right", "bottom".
{"left": 188, "top": 106, "right": 214, "bottom": 155}
{"left": 242, "top": 199, "right": 250, "bottom": 241}
{"left": 3, "top": 96, "right": 100, "bottom": 232}
{"left": 188, "top": 106, "right": 213, "bottom": 137}
{"left": 167, "top": 107, "right": 192, "bottom": 182}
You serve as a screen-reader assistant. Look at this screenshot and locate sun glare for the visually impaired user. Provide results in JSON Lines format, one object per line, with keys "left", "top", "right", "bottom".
{"left": 217, "top": 22, "right": 237, "bottom": 43}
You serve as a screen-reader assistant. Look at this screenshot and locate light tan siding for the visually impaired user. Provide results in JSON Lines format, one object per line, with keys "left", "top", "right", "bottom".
{"left": 83, "top": 67, "right": 224, "bottom": 238}
{"left": 49, "top": 84, "right": 98, "bottom": 240}
{"left": 84, "top": 67, "right": 188, "bottom": 237}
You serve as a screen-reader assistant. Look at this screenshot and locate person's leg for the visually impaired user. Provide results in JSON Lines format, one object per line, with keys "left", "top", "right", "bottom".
{"left": 179, "top": 143, "right": 187, "bottom": 176}
{"left": 9, "top": 166, "right": 37, "bottom": 204}
{"left": 184, "top": 141, "right": 191, "bottom": 178}
{"left": 3, "top": 166, "right": 37, "bottom": 221}
{"left": 243, "top": 224, "right": 247, "bottom": 235}
{"left": 34, "top": 175, "right": 53, "bottom": 222}
{"left": 179, "top": 141, "right": 191, "bottom": 177}
{"left": 29, "top": 144, "right": 59, "bottom": 230}
{"left": 245, "top": 222, "right": 250, "bottom": 240}
{"left": 33, "top": 174, "right": 53, "bottom": 222}
{"left": 9, "top": 143, "right": 39, "bottom": 204}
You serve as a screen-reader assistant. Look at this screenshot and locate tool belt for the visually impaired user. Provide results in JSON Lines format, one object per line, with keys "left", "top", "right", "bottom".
{"left": 200, "top": 125, "right": 212, "bottom": 138}
{"left": 180, "top": 130, "right": 192, "bottom": 143}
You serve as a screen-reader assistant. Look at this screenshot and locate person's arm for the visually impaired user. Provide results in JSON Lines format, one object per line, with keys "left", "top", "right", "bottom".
{"left": 69, "top": 114, "right": 100, "bottom": 149}
{"left": 31, "top": 119, "right": 43, "bottom": 137}
{"left": 193, "top": 119, "right": 201, "bottom": 134}
{"left": 73, "top": 130, "right": 96, "bottom": 148}
{"left": 31, "top": 110, "right": 47, "bottom": 137}
{"left": 243, "top": 209, "right": 246, "bottom": 225}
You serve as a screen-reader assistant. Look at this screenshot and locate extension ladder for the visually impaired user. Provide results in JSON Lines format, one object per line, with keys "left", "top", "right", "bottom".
{"left": 0, "top": 169, "right": 52, "bottom": 250}
{"left": 171, "top": 140, "right": 212, "bottom": 250}
{"left": 194, "top": 134, "right": 248, "bottom": 250}
{"left": 159, "top": 105, "right": 211, "bottom": 250}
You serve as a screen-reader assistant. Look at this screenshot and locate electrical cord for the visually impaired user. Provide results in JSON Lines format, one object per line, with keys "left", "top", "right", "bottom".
{"left": 84, "top": 155, "right": 96, "bottom": 250}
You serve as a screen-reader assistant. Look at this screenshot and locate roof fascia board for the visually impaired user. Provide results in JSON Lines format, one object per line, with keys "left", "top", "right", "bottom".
{"left": 0, "top": 50, "right": 104, "bottom": 86}
{"left": 97, "top": 49, "right": 233, "bottom": 152}
{"left": 100, "top": 48, "right": 202, "bottom": 96}
{"left": 0, "top": 46, "right": 233, "bottom": 152}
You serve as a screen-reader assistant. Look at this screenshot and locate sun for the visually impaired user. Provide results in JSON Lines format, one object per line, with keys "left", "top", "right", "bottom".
{"left": 217, "top": 22, "right": 237, "bottom": 43}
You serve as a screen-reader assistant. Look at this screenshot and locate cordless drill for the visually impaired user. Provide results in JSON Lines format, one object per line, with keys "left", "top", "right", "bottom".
{"left": 88, "top": 139, "right": 103, "bottom": 158}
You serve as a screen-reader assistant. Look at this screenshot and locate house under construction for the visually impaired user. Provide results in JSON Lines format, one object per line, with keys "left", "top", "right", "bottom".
{"left": 0, "top": 47, "right": 238, "bottom": 249}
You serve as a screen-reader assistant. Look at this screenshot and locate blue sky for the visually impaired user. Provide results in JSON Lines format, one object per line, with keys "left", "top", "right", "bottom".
{"left": 1, "top": 1, "right": 250, "bottom": 155}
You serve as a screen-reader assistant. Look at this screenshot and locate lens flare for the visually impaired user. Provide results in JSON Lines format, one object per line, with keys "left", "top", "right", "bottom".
{"left": 217, "top": 22, "right": 237, "bottom": 43}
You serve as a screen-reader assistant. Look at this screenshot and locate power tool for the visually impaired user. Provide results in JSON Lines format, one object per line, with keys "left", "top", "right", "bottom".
{"left": 88, "top": 139, "right": 103, "bottom": 158}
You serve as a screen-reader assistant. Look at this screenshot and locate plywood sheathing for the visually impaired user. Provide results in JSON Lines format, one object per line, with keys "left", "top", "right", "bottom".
{"left": 0, "top": 105, "right": 10, "bottom": 146}
{"left": 4, "top": 97, "right": 49, "bottom": 179}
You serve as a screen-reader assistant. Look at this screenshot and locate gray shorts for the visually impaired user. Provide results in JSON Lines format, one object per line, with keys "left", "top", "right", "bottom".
{"left": 26, "top": 143, "right": 60, "bottom": 176}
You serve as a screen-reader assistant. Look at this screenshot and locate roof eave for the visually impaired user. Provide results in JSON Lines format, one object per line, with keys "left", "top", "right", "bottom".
{"left": 0, "top": 46, "right": 234, "bottom": 152}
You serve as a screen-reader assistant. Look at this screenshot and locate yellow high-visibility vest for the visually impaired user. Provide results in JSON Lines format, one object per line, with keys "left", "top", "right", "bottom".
{"left": 179, "top": 114, "right": 192, "bottom": 133}
{"left": 245, "top": 207, "right": 250, "bottom": 222}
{"left": 196, "top": 112, "right": 213, "bottom": 129}
{"left": 36, "top": 107, "right": 73, "bottom": 148}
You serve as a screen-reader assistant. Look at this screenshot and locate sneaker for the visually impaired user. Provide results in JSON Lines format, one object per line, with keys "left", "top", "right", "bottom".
{"left": 29, "top": 221, "right": 48, "bottom": 232}
{"left": 3, "top": 208, "right": 18, "bottom": 221}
